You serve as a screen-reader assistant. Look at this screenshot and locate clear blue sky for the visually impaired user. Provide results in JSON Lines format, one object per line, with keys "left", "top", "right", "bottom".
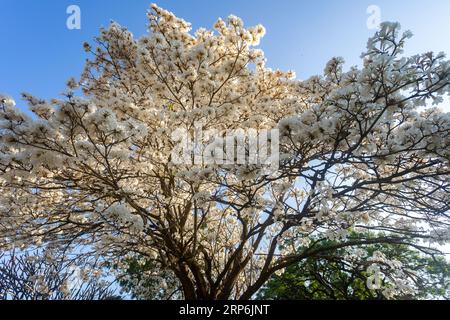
{"left": 1, "top": 0, "right": 450, "bottom": 104}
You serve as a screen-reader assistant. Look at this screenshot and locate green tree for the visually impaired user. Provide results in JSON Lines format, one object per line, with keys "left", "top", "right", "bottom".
{"left": 258, "top": 238, "right": 450, "bottom": 300}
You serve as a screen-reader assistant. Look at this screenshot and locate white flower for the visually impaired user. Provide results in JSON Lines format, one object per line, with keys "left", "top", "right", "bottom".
{"left": 1, "top": 95, "right": 16, "bottom": 109}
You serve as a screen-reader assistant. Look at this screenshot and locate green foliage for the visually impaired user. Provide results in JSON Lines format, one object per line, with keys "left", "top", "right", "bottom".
{"left": 258, "top": 239, "right": 450, "bottom": 300}
{"left": 111, "top": 257, "right": 180, "bottom": 300}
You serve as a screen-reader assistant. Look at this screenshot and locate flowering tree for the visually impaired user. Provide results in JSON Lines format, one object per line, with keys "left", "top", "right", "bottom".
{"left": 0, "top": 248, "right": 117, "bottom": 300}
{"left": 0, "top": 4, "right": 449, "bottom": 300}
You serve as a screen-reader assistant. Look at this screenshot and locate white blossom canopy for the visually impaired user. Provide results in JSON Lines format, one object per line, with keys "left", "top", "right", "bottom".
{"left": 0, "top": 4, "right": 449, "bottom": 299}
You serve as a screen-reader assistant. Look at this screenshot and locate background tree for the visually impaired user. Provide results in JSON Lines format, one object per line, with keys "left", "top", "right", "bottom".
{"left": 0, "top": 248, "right": 117, "bottom": 300}
{"left": 0, "top": 4, "right": 449, "bottom": 299}
{"left": 257, "top": 233, "right": 450, "bottom": 300}
{"left": 111, "top": 256, "right": 181, "bottom": 300}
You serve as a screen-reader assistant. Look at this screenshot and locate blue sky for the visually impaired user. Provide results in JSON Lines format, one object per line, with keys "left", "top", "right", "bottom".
{"left": 1, "top": 0, "right": 450, "bottom": 104}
